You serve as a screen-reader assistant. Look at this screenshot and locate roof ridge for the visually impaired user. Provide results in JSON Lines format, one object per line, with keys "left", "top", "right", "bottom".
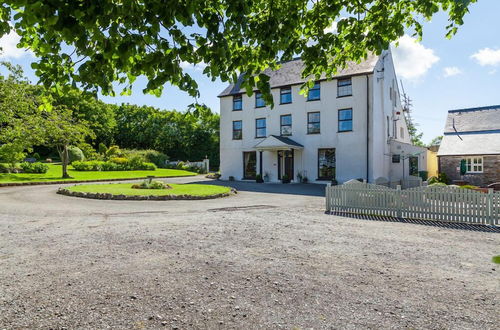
{"left": 448, "top": 105, "right": 500, "bottom": 113}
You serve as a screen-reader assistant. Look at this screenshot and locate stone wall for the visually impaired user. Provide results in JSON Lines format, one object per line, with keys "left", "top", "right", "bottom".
{"left": 438, "top": 155, "right": 500, "bottom": 187}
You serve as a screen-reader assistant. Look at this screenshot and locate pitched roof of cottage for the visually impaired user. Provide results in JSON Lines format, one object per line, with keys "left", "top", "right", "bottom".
{"left": 218, "top": 53, "right": 380, "bottom": 97}
{"left": 438, "top": 105, "right": 500, "bottom": 156}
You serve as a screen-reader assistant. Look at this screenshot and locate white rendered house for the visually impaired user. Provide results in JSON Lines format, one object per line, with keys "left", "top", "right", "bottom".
{"left": 218, "top": 50, "right": 427, "bottom": 183}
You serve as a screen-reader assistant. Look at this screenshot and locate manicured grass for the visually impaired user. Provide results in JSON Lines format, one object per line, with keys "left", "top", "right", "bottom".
{"left": 67, "top": 183, "right": 231, "bottom": 196}
{"left": 0, "top": 163, "right": 196, "bottom": 184}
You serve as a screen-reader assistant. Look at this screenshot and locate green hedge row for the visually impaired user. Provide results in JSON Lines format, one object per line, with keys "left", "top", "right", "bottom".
{"left": 72, "top": 159, "right": 156, "bottom": 171}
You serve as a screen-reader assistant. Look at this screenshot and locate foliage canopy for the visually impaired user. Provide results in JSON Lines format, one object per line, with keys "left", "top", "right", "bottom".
{"left": 0, "top": 0, "right": 476, "bottom": 105}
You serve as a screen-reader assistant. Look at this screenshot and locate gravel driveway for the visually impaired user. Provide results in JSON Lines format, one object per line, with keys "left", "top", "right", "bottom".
{"left": 0, "top": 177, "right": 498, "bottom": 329}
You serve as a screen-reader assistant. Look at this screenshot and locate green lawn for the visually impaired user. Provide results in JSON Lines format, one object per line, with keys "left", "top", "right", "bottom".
{"left": 0, "top": 163, "right": 196, "bottom": 184}
{"left": 67, "top": 183, "right": 231, "bottom": 196}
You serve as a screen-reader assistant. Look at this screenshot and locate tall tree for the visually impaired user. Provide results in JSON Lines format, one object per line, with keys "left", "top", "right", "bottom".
{"left": 43, "top": 107, "right": 94, "bottom": 178}
{"left": 0, "top": 62, "right": 44, "bottom": 169}
{"left": 52, "top": 89, "right": 117, "bottom": 146}
{"left": 1, "top": 1, "right": 475, "bottom": 105}
{"left": 428, "top": 136, "right": 443, "bottom": 147}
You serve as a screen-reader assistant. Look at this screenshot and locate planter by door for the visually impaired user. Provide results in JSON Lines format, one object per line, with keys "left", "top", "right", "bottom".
{"left": 278, "top": 150, "right": 294, "bottom": 182}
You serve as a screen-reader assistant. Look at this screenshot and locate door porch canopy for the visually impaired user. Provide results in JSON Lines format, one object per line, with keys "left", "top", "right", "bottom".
{"left": 254, "top": 135, "right": 304, "bottom": 151}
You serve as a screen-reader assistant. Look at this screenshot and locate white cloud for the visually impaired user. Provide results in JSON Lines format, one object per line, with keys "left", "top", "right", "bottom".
{"left": 391, "top": 34, "right": 439, "bottom": 80}
{"left": 180, "top": 61, "right": 207, "bottom": 71}
{"left": 0, "top": 29, "right": 31, "bottom": 59}
{"left": 471, "top": 48, "right": 500, "bottom": 67}
{"left": 443, "top": 66, "right": 462, "bottom": 77}
{"left": 324, "top": 21, "right": 338, "bottom": 34}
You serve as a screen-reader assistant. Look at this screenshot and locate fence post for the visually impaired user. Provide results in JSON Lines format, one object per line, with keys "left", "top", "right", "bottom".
{"left": 487, "top": 188, "right": 494, "bottom": 226}
{"left": 396, "top": 185, "right": 403, "bottom": 219}
{"left": 326, "top": 183, "right": 332, "bottom": 213}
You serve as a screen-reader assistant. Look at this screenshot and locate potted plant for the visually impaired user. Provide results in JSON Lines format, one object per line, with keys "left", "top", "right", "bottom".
{"left": 228, "top": 176, "right": 235, "bottom": 181}
{"left": 255, "top": 174, "right": 264, "bottom": 183}
{"left": 302, "top": 176, "right": 308, "bottom": 183}
{"left": 281, "top": 174, "right": 290, "bottom": 184}
{"left": 331, "top": 179, "right": 338, "bottom": 186}
{"left": 263, "top": 172, "right": 270, "bottom": 182}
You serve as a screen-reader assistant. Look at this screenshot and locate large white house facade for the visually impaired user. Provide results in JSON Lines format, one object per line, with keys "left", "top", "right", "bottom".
{"left": 218, "top": 50, "right": 427, "bottom": 184}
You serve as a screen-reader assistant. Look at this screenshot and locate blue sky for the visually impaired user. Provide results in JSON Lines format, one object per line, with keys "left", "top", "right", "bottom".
{"left": 1, "top": 0, "right": 499, "bottom": 144}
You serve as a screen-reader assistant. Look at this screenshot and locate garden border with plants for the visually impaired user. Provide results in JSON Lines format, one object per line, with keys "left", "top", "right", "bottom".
{"left": 0, "top": 174, "right": 198, "bottom": 188}
{"left": 57, "top": 186, "right": 236, "bottom": 201}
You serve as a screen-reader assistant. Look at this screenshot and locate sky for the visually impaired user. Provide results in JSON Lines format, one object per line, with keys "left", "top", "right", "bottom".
{"left": 1, "top": 0, "right": 499, "bottom": 144}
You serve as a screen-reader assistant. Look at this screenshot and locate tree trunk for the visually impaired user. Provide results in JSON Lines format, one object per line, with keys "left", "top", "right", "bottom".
{"left": 60, "top": 144, "right": 71, "bottom": 179}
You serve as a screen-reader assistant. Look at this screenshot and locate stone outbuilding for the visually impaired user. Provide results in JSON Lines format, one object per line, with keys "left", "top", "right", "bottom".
{"left": 437, "top": 105, "right": 500, "bottom": 187}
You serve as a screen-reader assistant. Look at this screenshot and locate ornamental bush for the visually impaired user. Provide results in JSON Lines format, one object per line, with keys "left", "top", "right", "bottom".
{"left": 110, "top": 157, "right": 129, "bottom": 164}
{"left": 72, "top": 160, "right": 104, "bottom": 171}
{"left": 20, "top": 162, "right": 49, "bottom": 173}
{"left": 132, "top": 179, "right": 170, "bottom": 189}
{"left": 68, "top": 146, "right": 85, "bottom": 163}
{"left": 121, "top": 149, "right": 168, "bottom": 168}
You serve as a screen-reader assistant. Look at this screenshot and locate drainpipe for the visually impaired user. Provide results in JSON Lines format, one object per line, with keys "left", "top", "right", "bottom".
{"left": 366, "top": 74, "right": 370, "bottom": 182}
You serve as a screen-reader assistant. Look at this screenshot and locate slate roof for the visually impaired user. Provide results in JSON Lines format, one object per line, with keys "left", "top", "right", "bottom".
{"left": 444, "top": 105, "right": 500, "bottom": 133}
{"left": 270, "top": 135, "right": 304, "bottom": 148}
{"left": 254, "top": 135, "right": 304, "bottom": 150}
{"left": 438, "top": 105, "right": 500, "bottom": 156}
{"left": 218, "top": 53, "right": 380, "bottom": 97}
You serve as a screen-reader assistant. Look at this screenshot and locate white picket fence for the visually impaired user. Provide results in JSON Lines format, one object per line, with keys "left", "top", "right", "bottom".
{"left": 326, "top": 180, "right": 500, "bottom": 226}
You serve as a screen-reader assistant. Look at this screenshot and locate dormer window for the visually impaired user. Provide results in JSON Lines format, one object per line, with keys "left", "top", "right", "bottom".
{"left": 233, "top": 95, "right": 242, "bottom": 111}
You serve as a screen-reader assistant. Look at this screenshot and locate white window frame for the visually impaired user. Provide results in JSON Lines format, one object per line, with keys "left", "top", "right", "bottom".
{"left": 465, "top": 157, "right": 483, "bottom": 173}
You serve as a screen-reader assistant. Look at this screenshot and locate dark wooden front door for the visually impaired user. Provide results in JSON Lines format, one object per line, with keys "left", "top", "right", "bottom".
{"left": 278, "top": 150, "right": 294, "bottom": 181}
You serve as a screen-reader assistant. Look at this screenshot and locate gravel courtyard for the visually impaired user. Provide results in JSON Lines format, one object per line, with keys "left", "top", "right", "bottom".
{"left": 1, "top": 177, "right": 498, "bottom": 329}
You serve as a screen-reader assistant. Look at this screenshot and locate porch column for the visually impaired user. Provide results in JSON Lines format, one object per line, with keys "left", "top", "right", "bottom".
{"left": 259, "top": 151, "right": 263, "bottom": 175}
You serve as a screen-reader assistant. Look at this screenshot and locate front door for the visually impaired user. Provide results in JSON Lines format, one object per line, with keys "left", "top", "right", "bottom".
{"left": 278, "top": 150, "right": 294, "bottom": 181}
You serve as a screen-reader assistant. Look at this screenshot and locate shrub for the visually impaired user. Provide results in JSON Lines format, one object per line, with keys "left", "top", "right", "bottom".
{"left": 132, "top": 180, "right": 170, "bottom": 190}
{"left": 0, "top": 163, "right": 13, "bottom": 173}
{"left": 122, "top": 149, "right": 168, "bottom": 168}
{"left": 72, "top": 160, "right": 104, "bottom": 171}
{"left": 78, "top": 143, "right": 99, "bottom": 160}
{"left": 438, "top": 172, "right": 449, "bottom": 184}
{"left": 460, "top": 185, "right": 479, "bottom": 190}
{"left": 428, "top": 176, "right": 439, "bottom": 185}
{"left": 176, "top": 161, "right": 185, "bottom": 169}
{"left": 105, "top": 145, "right": 121, "bottom": 159}
{"left": 418, "top": 170, "right": 428, "bottom": 181}
{"left": 68, "top": 146, "right": 85, "bottom": 163}
{"left": 71, "top": 159, "right": 156, "bottom": 171}
{"left": 32, "top": 153, "right": 41, "bottom": 161}
{"left": 139, "top": 162, "right": 157, "bottom": 171}
{"left": 110, "top": 157, "right": 129, "bottom": 164}
{"left": 101, "top": 161, "right": 119, "bottom": 171}
{"left": 20, "top": 162, "right": 49, "bottom": 173}
{"left": 98, "top": 142, "right": 107, "bottom": 155}
{"left": 428, "top": 182, "right": 447, "bottom": 187}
